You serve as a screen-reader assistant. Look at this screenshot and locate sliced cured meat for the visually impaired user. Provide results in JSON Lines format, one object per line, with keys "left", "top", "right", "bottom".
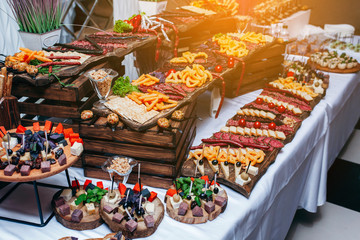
{"left": 194, "top": 58, "right": 207, "bottom": 64}
{"left": 167, "top": 95, "right": 184, "bottom": 101}
{"left": 227, "top": 119, "right": 238, "bottom": 126}
{"left": 239, "top": 136, "right": 249, "bottom": 144}
{"left": 169, "top": 84, "right": 187, "bottom": 97}
{"left": 257, "top": 136, "right": 266, "bottom": 143}
{"left": 213, "top": 132, "right": 223, "bottom": 139}
{"left": 269, "top": 139, "right": 284, "bottom": 148}
{"left": 263, "top": 137, "right": 272, "bottom": 145}
{"left": 138, "top": 85, "right": 155, "bottom": 93}
{"left": 181, "top": 85, "right": 195, "bottom": 93}
{"left": 230, "top": 134, "right": 240, "bottom": 143}
{"left": 222, "top": 132, "right": 231, "bottom": 140}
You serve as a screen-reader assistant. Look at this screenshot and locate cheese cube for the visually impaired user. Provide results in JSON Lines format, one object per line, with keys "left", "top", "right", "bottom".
{"left": 75, "top": 189, "right": 86, "bottom": 198}
{"left": 20, "top": 152, "right": 30, "bottom": 162}
{"left": 85, "top": 203, "right": 96, "bottom": 215}
{"left": 250, "top": 128, "right": 257, "bottom": 136}
{"left": 41, "top": 150, "right": 52, "bottom": 161}
{"left": 262, "top": 130, "right": 269, "bottom": 137}
{"left": 235, "top": 175, "right": 251, "bottom": 186}
{"left": 276, "top": 131, "right": 286, "bottom": 140}
{"left": 256, "top": 129, "right": 263, "bottom": 136}
{"left": 244, "top": 128, "right": 251, "bottom": 136}
{"left": 268, "top": 130, "right": 276, "bottom": 138}
{"left": 288, "top": 105, "right": 294, "bottom": 111}
{"left": 2, "top": 137, "right": 18, "bottom": 149}
{"left": 242, "top": 109, "right": 249, "bottom": 115}
{"left": 248, "top": 109, "right": 255, "bottom": 117}
{"left": 144, "top": 202, "right": 155, "bottom": 215}
{"left": 293, "top": 108, "right": 302, "bottom": 115}
{"left": 104, "top": 191, "right": 120, "bottom": 204}
{"left": 70, "top": 142, "right": 83, "bottom": 156}
{"left": 282, "top": 102, "right": 288, "bottom": 108}
{"left": 237, "top": 109, "right": 243, "bottom": 115}
{"left": 220, "top": 126, "right": 229, "bottom": 133}
{"left": 259, "top": 111, "right": 267, "bottom": 118}
{"left": 254, "top": 110, "right": 260, "bottom": 117}
{"left": 60, "top": 189, "right": 73, "bottom": 201}
{"left": 266, "top": 112, "right": 276, "bottom": 120}
{"left": 236, "top": 127, "right": 244, "bottom": 135}
{"left": 170, "top": 197, "right": 182, "bottom": 210}
{"left": 229, "top": 126, "right": 237, "bottom": 134}
{"left": 70, "top": 199, "right": 83, "bottom": 211}
{"left": 248, "top": 166, "right": 258, "bottom": 176}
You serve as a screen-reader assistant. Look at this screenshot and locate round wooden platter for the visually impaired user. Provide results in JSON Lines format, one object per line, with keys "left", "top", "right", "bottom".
{"left": 100, "top": 190, "right": 164, "bottom": 239}
{"left": 309, "top": 61, "right": 360, "bottom": 73}
{"left": 0, "top": 127, "right": 79, "bottom": 182}
{"left": 58, "top": 233, "right": 126, "bottom": 240}
{"left": 53, "top": 187, "right": 103, "bottom": 230}
{"left": 165, "top": 185, "right": 228, "bottom": 224}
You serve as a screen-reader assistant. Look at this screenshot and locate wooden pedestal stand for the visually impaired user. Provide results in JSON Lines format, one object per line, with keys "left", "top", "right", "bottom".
{"left": 0, "top": 96, "right": 20, "bottom": 129}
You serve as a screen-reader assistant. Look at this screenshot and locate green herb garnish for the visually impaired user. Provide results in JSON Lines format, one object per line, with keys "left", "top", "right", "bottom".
{"left": 75, "top": 187, "right": 108, "bottom": 205}
{"left": 112, "top": 76, "right": 140, "bottom": 97}
{"left": 113, "top": 20, "right": 133, "bottom": 33}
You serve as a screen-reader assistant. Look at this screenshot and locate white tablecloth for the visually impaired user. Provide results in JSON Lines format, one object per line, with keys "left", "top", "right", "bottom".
{"left": 0, "top": 72, "right": 359, "bottom": 240}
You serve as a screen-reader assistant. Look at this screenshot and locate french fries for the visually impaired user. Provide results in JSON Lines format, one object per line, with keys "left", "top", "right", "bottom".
{"left": 127, "top": 90, "right": 178, "bottom": 112}
{"left": 131, "top": 74, "right": 160, "bottom": 87}
{"left": 8, "top": 48, "right": 52, "bottom": 64}
{"left": 165, "top": 64, "right": 213, "bottom": 88}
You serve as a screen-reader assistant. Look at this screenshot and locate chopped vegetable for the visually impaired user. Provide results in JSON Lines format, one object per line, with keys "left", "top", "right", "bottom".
{"left": 113, "top": 20, "right": 133, "bottom": 33}
{"left": 33, "top": 122, "right": 40, "bottom": 132}
{"left": 112, "top": 76, "right": 140, "bottom": 97}
{"left": 16, "top": 125, "right": 27, "bottom": 133}
{"left": 54, "top": 123, "right": 64, "bottom": 134}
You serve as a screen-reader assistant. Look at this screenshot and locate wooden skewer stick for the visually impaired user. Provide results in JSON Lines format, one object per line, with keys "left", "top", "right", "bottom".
{"left": 1, "top": 67, "right": 7, "bottom": 97}
{"left": 6, "top": 73, "right": 13, "bottom": 97}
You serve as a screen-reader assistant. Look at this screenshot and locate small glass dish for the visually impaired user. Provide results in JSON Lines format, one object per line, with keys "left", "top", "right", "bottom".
{"left": 101, "top": 155, "right": 137, "bottom": 185}
{"left": 85, "top": 68, "right": 118, "bottom": 109}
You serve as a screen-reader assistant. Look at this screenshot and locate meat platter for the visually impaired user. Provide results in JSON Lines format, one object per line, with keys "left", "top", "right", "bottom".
{"left": 165, "top": 176, "right": 227, "bottom": 224}
{"left": 181, "top": 62, "right": 329, "bottom": 197}
{"left": 0, "top": 122, "right": 82, "bottom": 182}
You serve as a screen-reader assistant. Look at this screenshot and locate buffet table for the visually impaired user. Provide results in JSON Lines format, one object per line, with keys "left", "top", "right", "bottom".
{"left": 0, "top": 71, "right": 359, "bottom": 240}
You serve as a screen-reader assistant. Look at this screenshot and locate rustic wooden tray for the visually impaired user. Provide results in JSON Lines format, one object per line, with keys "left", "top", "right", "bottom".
{"left": 308, "top": 61, "right": 360, "bottom": 74}
{"left": 0, "top": 126, "right": 79, "bottom": 182}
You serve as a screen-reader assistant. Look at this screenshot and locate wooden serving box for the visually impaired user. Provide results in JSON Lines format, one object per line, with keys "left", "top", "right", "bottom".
{"left": 223, "top": 42, "right": 286, "bottom": 98}
{"left": 81, "top": 101, "right": 197, "bottom": 189}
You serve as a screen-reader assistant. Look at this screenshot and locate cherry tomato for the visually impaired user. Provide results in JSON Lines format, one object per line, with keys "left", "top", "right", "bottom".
{"left": 166, "top": 69, "right": 176, "bottom": 77}
{"left": 278, "top": 105, "right": 286, "bottom": 113}
{"left": 268, "top": 102, "right": 275, "bottom": 109}
{"left": 227, "top": 60, "right": 235, "bottom": 68}
{"left": 238, "top": 118, "right": 246, "bottom": 127}
{"left": 268, "top": 122, "right": 276, "bottom": 130}
{"left": 255, "top": 98, "right": 263, "bottom": 104}
{"left": 254, "top": 121, "right": 261, "bottom": 129}
{"left": 287, "top": 71, "right": 294, "bottom": 77}
{"left": 228, "top": 57, "right": 235, "bottom": 62}
{"left": 215, "top": 65, "right": 223, "bottom": 73}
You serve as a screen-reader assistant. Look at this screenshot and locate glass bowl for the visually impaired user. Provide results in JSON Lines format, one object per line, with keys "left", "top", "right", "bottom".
{"left": 101, "top": 155, "right": 137, "bottom": 185}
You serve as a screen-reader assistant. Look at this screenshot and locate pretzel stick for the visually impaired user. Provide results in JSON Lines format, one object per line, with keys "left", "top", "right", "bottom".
{"left": 6, "top": 73, "right": 13, "bottom": 96}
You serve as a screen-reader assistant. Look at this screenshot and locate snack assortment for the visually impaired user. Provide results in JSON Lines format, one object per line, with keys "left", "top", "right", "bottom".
{"left": 309, "top": 51, "right": 359, "bottom": 72}
{"left": 182, "top": 63, "right": 329, "bottom": 197}
{"left": 165, "top": 176, "right": 227, "bottom": 224}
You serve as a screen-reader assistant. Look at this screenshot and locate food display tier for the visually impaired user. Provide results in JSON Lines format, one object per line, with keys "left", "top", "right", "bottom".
{"left": 82, "top": 102, "right": 197, "bottom": 188}
{"left": 0, "top": 127, "right": 78, "bottom": 182}
{"left": 9, "top": 59, "right": 124, "bottom": 121}
{"left": 308, "top": 61, "right": 360, "bottom": 74}
{"left": 0, "top": 69, "right": 359, "bottom": 239}
{"left": 222, "top": 42, "right": 286, "bottom": 98}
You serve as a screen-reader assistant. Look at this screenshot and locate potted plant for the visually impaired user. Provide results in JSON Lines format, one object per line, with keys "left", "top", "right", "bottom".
{"left": 7, "top": 0, "right": 63, "bottom": 50}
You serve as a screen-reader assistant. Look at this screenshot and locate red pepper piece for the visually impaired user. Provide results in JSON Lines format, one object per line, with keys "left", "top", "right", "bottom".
{"left": 133, "top": 183, "right": 143, "bottom": 193}
{"left": 200, "top": 175, "right": 209, "bottom": 184}
{"left": 84, "top": 179, "right": 92, "bottom": 189}
{"left": 96, "top": 181, "right": 103, "bottom": 189}
{"left": 70, "top": 138, "right": 83, "bottom": 146}
{"left": 44, "top": 120, "right": 53, "bottom": 132}
{"left": 69, "top": 133, "right": 80, "bottom": 141}
{"left": 166, "top": 188, "right": 177, "bottom": 197}
{"left": 210, "top": 180, "right": 220, "bottom": 186}
{"left": 54, "top": 123, "right": 64, "bottom": 134}
{"left": 148, "top": 191, "right": 158, "bottom": 202}
{"left": 33, "top": 122, "right": 40, "bottom": 132}
{"left": 105, "top": 187, "right": 109, "bottom": 191}
{"left": 63, "top": 128, "right": 74, "bottom": 138}
{"left": 0, "top": 126, "right": 6, "bottom": 137}
{"left": 118, "top": 183, "right": 127, "bottom": 196}
{"left": 72, "top": 180, "right": 80, "bottom": 188}
{"left": 16, "top": 125, "right": 27, "bottom": 133}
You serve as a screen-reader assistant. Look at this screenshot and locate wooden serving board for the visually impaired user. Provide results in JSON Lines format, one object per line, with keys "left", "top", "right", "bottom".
{"left": 11, "top": 53, "right": 118, "bottom": 87}
{"left": 165, "top": 186, "right": 228, "bottom": 224}
{"left": 309, "top": 61, "right": 360, "bottom": 74}
{"left": 0, "top": 126, "right": 79, "bottom": 182}
{"left": 100, "top": 190, "right": 164, "bottom": 239}
{"left": 53, "top": 187, "right": 103, "bottom": 230}
{"left": 100, "top": 78, "right": 218, "bottom": 131}
{"left": 181, "top": 149, "right": 279, "bottom": 198}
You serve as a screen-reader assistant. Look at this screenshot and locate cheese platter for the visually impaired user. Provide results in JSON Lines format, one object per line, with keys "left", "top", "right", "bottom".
{"left": 0, "top": 122, "right": 82, "bottom": 182}
{"left": 165, "top": 176, "right": 227, "bottom": 224}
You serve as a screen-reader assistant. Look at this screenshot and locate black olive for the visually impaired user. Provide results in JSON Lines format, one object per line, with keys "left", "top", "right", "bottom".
{"left": 212, "top": 160, "right": 218, "bottom": 165}
{"left": 136, "top": 209, "right": 141, "bottom": 216}
{"left": 7, "top": 149, "right": 13, "bottom": 155}
{"left": 236, "top": 162, "right": 241, "bottom": 167}
{"left": 134, "top": 218, "right": 138, "bottom": 222}
{"left": 186, "top": 195, "right": 191, "bottom": 200}
{"left": 207, "top": 195, "right": 213, "bottom": 202}
{"left": 213, "top": 187, "right": 219, "bottom": 194}
{"left": 224, "top": 161, "right": 229, "bottom": 166}
{"left": 113, "top": 207, "right": 119, "bottom": 213}
{"left": 123, "top": 202, "right": 129, "bottom": 208}
{"left": 199, "top": 159, "right": 204, "bottom": 165}
{"left": 200, "top": 193, "right": 206, "bottom": 200}
{"left": 124, "top": 216, "right": 130, "bottom": 221}
{"left": 16, "top": 151, "right": 21, "bottom": 157}
{"left": 140, "top": 208, "right": 145, "bottom": 216}
{"left": 190, "top": 201, "right": 197, "bottom": 210}
{"left": 35, "top": 163, "right": 41, "bottom": 169}
{"left": 0, "top": 162, "right": 8, "bottom": 169}
{"left": 11, "top": 156, "right": 19, "bottom": 165}
{"left": 48, "top": 158, "right": 56, "bottom": 164}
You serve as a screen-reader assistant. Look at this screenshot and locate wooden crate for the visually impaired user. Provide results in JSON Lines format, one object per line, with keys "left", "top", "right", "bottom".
{"left": 12, "top": 56, "right": 124, "bottom": 123}
{"left": 82, "top": 102, "right": 197, "bottom": 189}
{"left": 223, "top": 43, "right": 286, "bottom": 98}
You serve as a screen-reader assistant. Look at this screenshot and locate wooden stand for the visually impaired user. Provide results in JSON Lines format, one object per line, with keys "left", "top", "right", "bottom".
{"left": 0, "top": 96, "right": 20, "bottom": 129}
